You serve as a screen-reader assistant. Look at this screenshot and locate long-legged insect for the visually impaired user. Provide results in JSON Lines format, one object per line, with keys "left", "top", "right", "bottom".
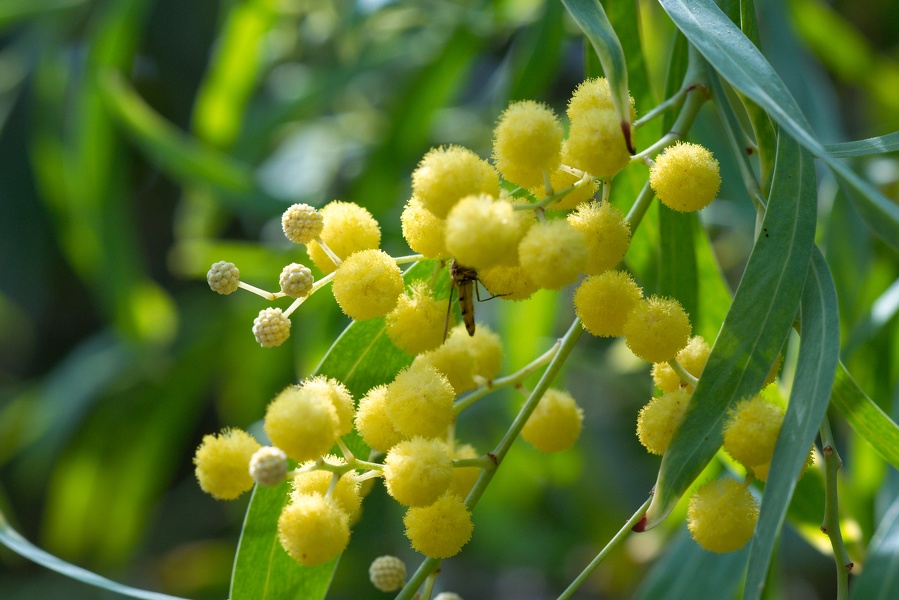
{"left": 445, "top": 260, "right": 479, "bottom": 340}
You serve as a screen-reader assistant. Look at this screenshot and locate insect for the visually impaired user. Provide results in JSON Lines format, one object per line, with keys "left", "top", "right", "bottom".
{"left": 445, "top": 260, "right": 480, "bottom": 340}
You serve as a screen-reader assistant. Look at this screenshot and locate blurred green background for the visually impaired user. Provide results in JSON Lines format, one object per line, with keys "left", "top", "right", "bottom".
{"left": 1, "top": 0, "right": 897, "bottom": 598}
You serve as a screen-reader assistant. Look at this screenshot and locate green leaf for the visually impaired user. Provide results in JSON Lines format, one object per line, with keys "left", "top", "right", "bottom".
{"left": 850, "top": 493, "right": 899, "bottom": 600}
{"left": 830, "top": 362, "right": 899, "bottom": 470}
{"left": 658, "top": 208, "right": 698, "bottom": 323}
{"left": 0, "top": 0, "right": 83, "bottom": 28}
{"left": 0, "top": 508, "right": 187, "bottom": 600}
{"left": 561, "top": 0, "right": 634, "bottom": 152}
{"left": 744, "top": 249, "right": 840, "bottom": 600}
{"left": 824, "top": 132, "right": 899, "bottom": 157}
{"left": 658, "top": 0, "right": 899, "bottom": 250}
{"left": 230, "top": 261, "right": 437, "bottom": 598}
{"left": 644, "top": 132, "right": 817, "bottom": 529}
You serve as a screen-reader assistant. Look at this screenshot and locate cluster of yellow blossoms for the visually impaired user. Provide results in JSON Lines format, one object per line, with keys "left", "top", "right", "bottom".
{"left": 196, "top": 75, "right": 790, "bottom": 585}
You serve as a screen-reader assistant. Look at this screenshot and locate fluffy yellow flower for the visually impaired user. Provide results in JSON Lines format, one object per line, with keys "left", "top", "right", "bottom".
{"left": 687, "top": 478, "right": 759, "bottom": 553}
{"left": 445, "top": 195, "right": 525, "bottom": 269}
{"left": 299, "top": 375, "right": 355, "bottom": 436}
{"left": 400, "top": 196, "right": 449, "bottom": 259}
{"left": 193, "top": 428, "right": 261, "bottom": 500}
{"left": 264, "top": 385, "right": 340, "bottom": 462}
{"left": 386, "top": 363, "right": 455, "bottom": 439}
{"left": 623, "top": 296, "right": 692, "bottom": 363}
{"left": 403, "top": 493, "right": 473, "bottom": 558}
{"left": 649, "top": 142, "right": 721, "bottom": 212}
{"left": 386, "top": 283, "right": 449, "bottom": 355}
{"left": 723, "top": 396, "right": 784, "bottom": 473}
{"left": 651, "top": 335, "right": 711, "bottom": 393}
{"left": 290, "top": 459, "right": 361, "bottom": 516}
{"left": 355, "top": 385, "right": 406, "bottom": 452}
{"left": 567, "top": 77, "right": 637, "bottom": 123}
{"left": 536, "top": 156, "right": 600, "bottom": 211}
{"left": 573, "top": 271, "right": 643, "bottom": 337}
{"left": 413, "top": 327, "right": 477, "bottom": 393}
{"left": 384, "top": 437, "right": 454, "bottom": 507}
{"left": 307, "top": 201, "right": 381, "bottom": 273}
{"left": 412, "top": 146, "right": 500, "bottom": 218}
{"left": 332, "top": 249, "right": 404, "bottom": 321}
{"left": 517, "top": 220, "right": 587, "bottom": 290}
{"left": 477, "top": 265, "right": 539, "bottom": 301}
{"left": 492, "top": 100, "right": 563, "bottom": 188}
{"left": 521, "top": 389, "right": 584, "bottom": 452}
{"left": 278, "top": 493, "right": 350, "bottom": 566}
{"left": 567, "top": 201, "right": 631, "bottom": 275}
{"left": 565, "top": 108, "right": 631, "bottom": 179}
{"left": 636, "top": 389, "right": 691, "bottom": 455}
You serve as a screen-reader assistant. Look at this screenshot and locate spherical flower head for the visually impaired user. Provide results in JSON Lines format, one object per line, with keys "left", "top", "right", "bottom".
{"left": 567, "top": 77, "right": 637, "bottom": 123}
{"left": 290, "top": 458, "right": 361, "bottom": 515}
{"left": 492, "top": 100, "right": 563, "bottom": 188}
{"left": 723, "top": 396, "right": 784, "bottom": 472}
{"left": 448, "top": 443, "right": 480, "bottom": 499}
{"left": 567, "top": 201, "right": 631, "bottom": 275}
{"left": 651, "top": 335, "right": 711, "bottom": 393}
{"left": 386, "top": 363, "right": 455, "bottom": 439}
{"left": 752, "top": 446, "right": 814, "bottom": 483}
{"left": 566, "top": 108, "right": 632, "bottom": 179}
{"left": 478, "top": 265, "right": 539, "bottom": 301}
{"left": 687, "top": 478, "right": 759, "bottom": 553}
{"left": 299, "top": 375, "right": 355, "bottom": 436}
{"left": 369, "top": 555, "right": 406, "bottom": 592}
{"left": 464, "top": 324, "right": 503, "bottom": 381}
{"left": 194, "top": 428, "right": 261, "bottom": 500}
{"left": 278, "top": 493, "right": 350, "bottom": 566}
{"left": 386, "top": 282, "right": 448, "bottom": 355}
{"left": 623, "top": 296, "right": 692, "bottom": 363}
{"left": 536, "top": 151, "right": 599, "bottom": 211}
{"left": 332, "top": 249, "right": 404, "bottom": 321}
{"left": 282, "top": 203, "right": 324, "bottom": 244}
{"left": 249, "top": 446, "right": 288, "bottom": 487}
{"left": 636, "top": 389, "right": 691, "bottom": 455}
{"left": 413, "top": 331, "right": 477, "bottom": 394}
{"left": 307, "top": 201, "right": 381, "bottom": 274}
{"left": 518, "top": 220, "right": 587, "bottom": 290}
{"left": 384, "top": 437, "right": 454, "bottom": 506}
{"left": 401, "top": 196, "right": 449, "bottom": 259}
{"left": 765, "top": 354, "right": 783, "bottom": 388}
{"left": 403, "top": 492, "right": 473, "bottom": 558}
{"left": 445, "top": 195, "right": 526, "bottom": 269}
{"left": 434, "top": 594, "right": 464, "bottom": 600}
{"left": 355, "top": 385, "right": 406, "bottom": 452}
{"left": 207, "top": 260, "right": 240, "bottom": 295}
{"left": 253, "top": 307, "right": 291, "bottom": 348}
{"left": 574, "top": 270, "right": 643, "bottom": 337}
{"left": 412, "top": 146, "right": 501, "bottom": 219}
{"left": 521, "top": 389, "right": 584, "bottom": 452}
{"left": 264, "top": 385, "right": 340, "bottom": 462}
{"left": 649, "top": 142, "right": 721, "bottom": 212}
{"left": 278, "top": 263, "right": 314, "bottom": 298}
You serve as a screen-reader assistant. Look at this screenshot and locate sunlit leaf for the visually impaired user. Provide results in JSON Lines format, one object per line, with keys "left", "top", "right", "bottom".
{"left": 824, "top": 133, "right": 899, "bottom": 157}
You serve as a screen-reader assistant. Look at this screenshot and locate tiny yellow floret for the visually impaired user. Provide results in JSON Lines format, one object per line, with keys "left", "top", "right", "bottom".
{"left": 723, "top": 396, "right": 784, "bottom": 473}
{"left": 299, "top": 375, "right": 355, "bottom": 436}
{"left": 636, "top": 389, "right": 691, "bottom": 455}
{"left": 492, "top": 100, "right": 563, "bottom": 188}
{"left": 369, "top": 555, "right": 406, "bottom": 592}
{"left": 651, "top": 335, "right": 711, "bottom": 393}
{"left": 518, "top": 220, "right": 587, "bottom": 290}
{"left": 282, "top": 203, "right": 324, "bottom": 245}
{"left": 687, "top": 478, "right": 759, "bottom": 553}
{"left": 477, "top": 265, "right": 539, "bottom": 301}
{"left": 623, "top": 296, "right": 692, "bottom": 363}
{"left": 279, "top": 263, "right": 314, "bottom": 298}
{"left": 332, "top": 249, "right": 404, "bottom": 321}
{"left": 521, "top": 389, "right": 584, "bottom": 452}
{"left": 278, "top": 493, "right": 350, "bottom": 566}
{"left": 249, "top": 446, "right": 288, "bottom": 487}
{"left": 403, "top": 493, "right": 473, "bottom": 558}
{"left": 307, "top": 201, "right": 381, "bottom": 273}
{"left": 445, "top": 195, "right": 525, "bottom": 269}
{"left": 290, "top": 458, "right": 361, "bottom": 516}
{"left": 384, "top": 437, "right": 454, "bottom": 507}
{"left": 465, "top": 324, "right": 504, "bottom": 381}
{"left": 252, "top": 307, "right": 291, "bottom": 348}
{"left": 401, "top": 196, "right": 449, "bottom": 259}
{"left": 649, "top": 142, "right": 721, "bottom": 212}
{"left": 386, "top": 363, "right": 455, "bottom": 439}
{"left": 207, "top": 261, "right": 240, "bottom": 295}
{"left": 412, "top": 146, "right": 500, "bottom": 218}
{"left": 566, "top": 108, "right": 631, "bottom": 179}
{"left": 413, "top": 328, "right": 477, "bottom": 394}
{"left": 355, "top": 385, "right": 406, "bottom": 452}
{"left": 567, "top": 201, "right": 631, "bottom": 275}
{"left": 386, "top": 282, "right": 449, "bottom": 355}
{"left": 574, "top": 271, "right": 643, "bottom": 337}
{"left": 194, "top": 428, "right": 260, "bottom": 500}
{"left": 567, "top": 78, "right": 637, "bottom": 123}
{"left": 264, "top": 385, "right": 340, "bottom": 462}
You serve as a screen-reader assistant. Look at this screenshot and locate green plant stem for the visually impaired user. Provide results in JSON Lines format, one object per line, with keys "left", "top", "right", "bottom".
{"left": 556, "top": 495, "right": 653, "bottom": 600}
{"left": 454, "top": 341, "right": 561, "bottom": 415}
{"left": 634, "top": 86, "right": 688, "bottom": 128}
{"left": 396, "top": 318, "right": 583, "bottom": 600}
{"left": 395, "top": 254, "right": 425, "bottom": 265}
{"left": 283, "top": 271, "right": 336, "bottom": 317}
{"left": 624, "top": 180, "right": 655, "bottom": 230}
{"left": 452, "top": 456, "right": 497, "bottom": 470}
{"left": 237, "top": 280, "right": 280, "bottom": 301}
{"left": 819, "top": 416, "right": 852, "bottom": 600}
{"left": 667, "top": 358, "right": 699, "bottom": 388}
{"left": 631, "top": 78, "right": 708, "bottom": 162}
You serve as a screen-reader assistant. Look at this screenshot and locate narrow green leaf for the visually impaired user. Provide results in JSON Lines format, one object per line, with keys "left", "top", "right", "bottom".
{"left": 561, "top": 0, "right": 634, "bottom": 152}
{"left": 644, "top": 133, "right": 817, "bottom": 529}
{"left": 830, "top": 362, "right": 899, "bottom": 470}
{"left": 0, "top": 0, "right": 83, "bottom": 28}
{"left": 658, "top": 207, "right": 698, "bottom": 322}
{"left": 0, "top": 509, "right": 187, "bottom": 600}
{"left": 693, "top": 218, "right": 732, "bottom": 342}
{"left": 842, "top": 277, "right": 899, "bottom": 357}
{"left": 659, "top": 0, "right": 899, "bottom": 250}
{"left": 850, "top": 493, "right": 899, "bottom": 600}
{"left": 745, "top": 249, "right": 841, "bottom": 600}
{"left": 824, "top": 132, "right": 899, "bottom": 157}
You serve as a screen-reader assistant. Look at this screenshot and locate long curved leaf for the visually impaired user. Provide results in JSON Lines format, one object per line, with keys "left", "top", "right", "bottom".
{"left": 659, "top": 0, "right": 899, "bottom": 250}
{"left": 830, "top": 362, "right": 899, "bottom": 469}
{"left": 644, "top": 132, "right": 817, "bottom": 528}
{"left": 825, "top": 132, "right": 899, "bottom": 158}
{"left": 850, "top": 493, "right": 899, "bottom": 600}
{"left": 745, "top": 249, "right": 840, "bottom": 600}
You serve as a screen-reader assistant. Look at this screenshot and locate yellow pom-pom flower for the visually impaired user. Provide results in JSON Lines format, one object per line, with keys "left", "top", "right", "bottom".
{"left": 300, "top": 375, "right": 355, "bottom": 436}
{"left": 386, "top": 363, "right": 455, "bottom": 439}
{"left": 401, "top": 196, "right": 449, "bottom": 259}
{"left": 445, "top": 195, "right": 526, "bottom": 269}
{"left": 264, "top": 385, "right": 340, "bottom": 462}
{"left": 492, "top": 100, "right": 563, "bottom": 188}
{"left": 466, "top": 324, "right": 503, "bottom": 381}
{"left": 307, "top": 201, "right": 381, "bottom": 273}
{"left": 521, "top": 389, "right": 584, "bottom": 452}
{"left": 566, "top": 108, "right": 631, "bottom": 179}
{"left": 413, "top": 329, "right": 477, "bottom": 393}
{"left": 278, "top": 493, "right": 350, "bottom": 566}
{"left": 355, "top": 385, "right": 406, "bottom": 452}
{"left": 290, "top": 459, "right": 361, "bottom": 516}
{"left": 332, "top": 249, "right": 404, "bottom": 321}
{"left": 723, "top": 395, "right": 784, "bottom": 473}
{"left": 651, "top": 335, "right": 711, "bottom": 393}
{"left": 567, "top": 77, "right": 637, "bottom": 123}
{"left": 687, "top": 478, "right": 759, "bottom": 553}
{"left": 518, "top": 220, "right": 587, "bottom": 290}
{"left": 567, "top": 201, "right": 631, "bottom": 275}
{"left": 448, "top": 443, "right": 481, "bottom": 499}
{"left": 193, "top": 428, "right": 261, "bottom": 500}
{"left": 636, "top": 389, "right": 691, "bottom": 455}
{"left": 403, "top": 492, "right": 473, "bottom": 558}
{"left": 623, "top": 296, "right": 692, "bottom": 363}
{"left": 384, "top": 437, "right": 454, "bottom": 507}
{"left": 412, "top": 146, "right": 500, "bottom": 218}
{"left": 649, "top": 142, "right": 721, "bottom": 212}
{"left": 369, "top": 555, "right": 406, "bottom": 592}
{"left": 573, "top": 270, "right": 643, "bottom": 337}
{"left": 477, "top": 265, "right": 539, "bottom": 301}
{"left": 282, "top": 203, "right": 324, "bottom": 245}
{"left": 536, "top": 157, "right": 600, "bottom": 212}
{"left": 386, "top": 282, "right": 448, "bottom": 355}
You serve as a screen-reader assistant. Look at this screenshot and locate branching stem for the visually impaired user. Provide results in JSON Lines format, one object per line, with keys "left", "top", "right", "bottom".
{"left": 819, "top": 416, "right": 852, "bottom": 600}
